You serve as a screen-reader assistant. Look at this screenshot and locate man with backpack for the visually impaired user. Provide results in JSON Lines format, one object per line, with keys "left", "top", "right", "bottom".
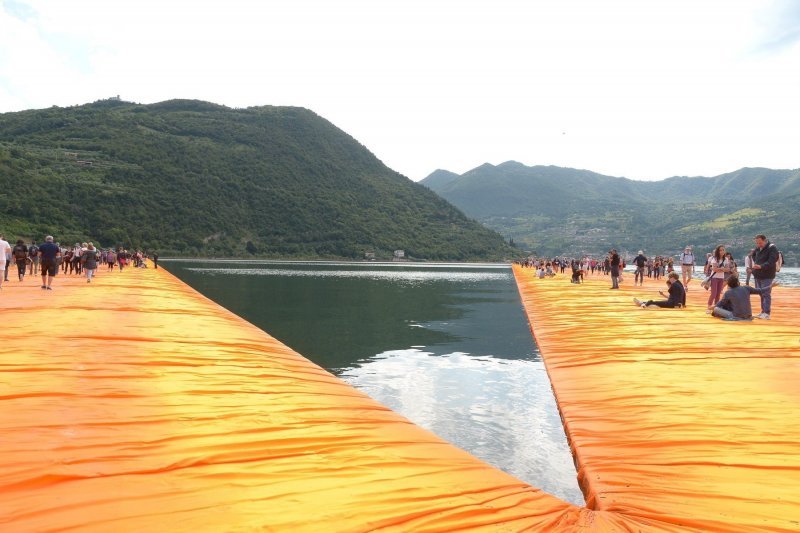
{"left": 12, "top": 239, "right": 28, "bottom": 281}
{"left": 633, "top": 250, "right": 647, "bottom": 286}
{"left": 28, "top": 241, "right": 39, "bottom": 275}
{"left": 679, "top": 246, "right": 696, "bottom": 291}
{"left": 750, "top": 234, "right": 781, "bottom": 320}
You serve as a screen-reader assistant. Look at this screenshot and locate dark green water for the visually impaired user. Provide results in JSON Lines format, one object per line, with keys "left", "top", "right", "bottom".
{"left": 165, "top": 260, "right": 584, "bottom": 505}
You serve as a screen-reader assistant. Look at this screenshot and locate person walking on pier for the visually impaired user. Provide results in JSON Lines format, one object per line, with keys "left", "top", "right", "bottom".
{"left": 152, "top": 252, "right": 159, "bottom": 269}
{"left": 750, "top": 234, "right": 779, "bottom": 320}
{"left": 633, "top": 251, "right": 647, "bottom": 286}
{"left": 28, "top": 241, "right": 39, "bottom": 275}
{"left": 82, "top": 243, "right": 99, "bottom": 283}
{"left": 12, "top": 240, "right": 28, "bottom": 282}
{"left": 0, "top": 234, "right": 10, "bottom": 290}
{"left": 609, "top": 249, "right": 621, "bottom": 289}
{"left": 744, "top": 249, "right": 755, "bottom": 286}
{"left": 680, "top": 246, "right": 697, "bottom": 291}
{"left": 3, "top": 242, "right": 9, "bottom": 282}
{"left": 38, "top": 236, "right": 61, "bottom": 290}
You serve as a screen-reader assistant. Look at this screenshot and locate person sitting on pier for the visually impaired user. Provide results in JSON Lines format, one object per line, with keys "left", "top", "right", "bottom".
{"left": 711, "top": 275, "right": 775, "bottom": 321}
{"left": 633, "top": 272, "right": 686, "bottom": 308}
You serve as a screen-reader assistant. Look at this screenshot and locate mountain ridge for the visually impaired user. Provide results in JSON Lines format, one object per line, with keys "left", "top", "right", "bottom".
{"left": 422, "top": 161, "right": 800, "bottom": 262}
{"left": 0, "top": 99, "right": 512, "bottom": 260}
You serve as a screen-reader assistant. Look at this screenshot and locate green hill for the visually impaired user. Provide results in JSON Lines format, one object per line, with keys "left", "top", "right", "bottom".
{"left": 422, "top": 162, "right": 800, "bottom": 263}
{"left": 0, "top": 99, "right": 511, "bottom": 260}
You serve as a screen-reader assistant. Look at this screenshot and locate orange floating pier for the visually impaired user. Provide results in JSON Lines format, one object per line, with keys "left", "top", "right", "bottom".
{"left": 1, "top": 264, "right": 798, "bottom": 531}
{"left": 1, "top": 266, "right": 586, "bottom": 531}
{"left": 513, "top": 266, "right": 800, "bottom": 532}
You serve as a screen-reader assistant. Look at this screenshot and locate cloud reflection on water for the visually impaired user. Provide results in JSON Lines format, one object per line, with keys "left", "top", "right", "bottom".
{"left": 340, "top": 348, "right": 585, "bottom": 506}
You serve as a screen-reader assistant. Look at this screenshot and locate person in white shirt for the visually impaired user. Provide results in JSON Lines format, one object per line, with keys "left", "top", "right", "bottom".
{"left": 744, "top": 249, "right": 755, "bottom": 286}
{"left": 0, "top": 234, "right": 11, "bottom": 290}
{"left": 679, "top": 246, "right": 695, "bottom": 291}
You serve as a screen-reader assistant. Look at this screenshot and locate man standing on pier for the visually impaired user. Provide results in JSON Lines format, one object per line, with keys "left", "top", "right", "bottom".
{"left": 750, "top": 234, "right": 779, "bottom": 320}
{"left": 0, "top": 234, "right": 10, "bottom": 291}
{"left": 38, "top": 235, "right": 61, "bottom": 290}
{"left": 633, "top": 250, "right": 647, "bottom": 286}
{"left": 679, "top": 246, "right": 695, "bottom": 291}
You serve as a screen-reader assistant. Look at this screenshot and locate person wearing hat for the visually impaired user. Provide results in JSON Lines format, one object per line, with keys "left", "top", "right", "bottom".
{"left": 679, "top": 246, "right": 695, "bottom": 291}
{"left": 633, "top": 250, "right": 647, "bottom": 286}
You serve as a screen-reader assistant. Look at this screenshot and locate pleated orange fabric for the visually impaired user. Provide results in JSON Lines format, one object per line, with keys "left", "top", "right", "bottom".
{"left": 513, "top": 265, "right": 800, "bottom": 532}
{"left": 1, "top": 265, "right": 594, "bottom": 531}
{"left": 4, "top": 262, "right": 797, "bottom": 531}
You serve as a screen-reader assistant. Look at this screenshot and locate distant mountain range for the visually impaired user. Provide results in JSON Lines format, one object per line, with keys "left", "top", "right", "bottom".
{"left": 0, "top": 99, "right": 512, "bottom": 260}
{"left": 422, "top": 162, "right": 800, "bottom": 263}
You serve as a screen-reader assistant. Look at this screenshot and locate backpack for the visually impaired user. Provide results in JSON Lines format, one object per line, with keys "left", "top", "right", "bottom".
{"left": 773, "top": 244, "right": 783, "bottom": 272}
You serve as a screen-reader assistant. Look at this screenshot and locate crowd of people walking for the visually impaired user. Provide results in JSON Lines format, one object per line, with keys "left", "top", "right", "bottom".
{"left": 518, "top": 233, "right": 784, "bottom": 321}
{"left": 0, "top": 234, "right": 158, "bottom": 291}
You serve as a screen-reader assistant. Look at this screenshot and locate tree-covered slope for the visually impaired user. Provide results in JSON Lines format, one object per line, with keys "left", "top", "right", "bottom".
{"left": 0, "top": 99, "right": 511, "bottom": 260}
{"left": 422, "top": 162, "right": 800, "bottom": 262}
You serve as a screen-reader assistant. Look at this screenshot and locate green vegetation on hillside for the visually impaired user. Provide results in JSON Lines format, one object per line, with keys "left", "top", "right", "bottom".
{"left": 0, "top": 99, "right": 512, "bottom": 260}
{"left": 423, "top": 162, "right": 800, "bottom": 264}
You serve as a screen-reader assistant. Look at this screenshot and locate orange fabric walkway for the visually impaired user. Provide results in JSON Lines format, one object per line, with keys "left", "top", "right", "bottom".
{"left": 513, "top": 266, "right": 800, "bottom": 532}
{"left": 2, "top": 263, "right": 798, "bottom": 531}
{"left": 2, "top": 265, "right": 594, "bottom": 532}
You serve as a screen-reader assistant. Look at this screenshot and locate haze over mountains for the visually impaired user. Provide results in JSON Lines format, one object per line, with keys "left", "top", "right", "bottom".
{"left": 0, "top": 99, "right": 511, "bottom": 260}
{"left": 423, "top": 162, "right": 800, "bottom": 263}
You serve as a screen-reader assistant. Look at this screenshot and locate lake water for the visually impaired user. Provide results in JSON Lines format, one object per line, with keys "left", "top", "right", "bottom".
{"left": 165, "top": 260, "right": 584, "bottom": 505}
{"left": 622, "top": 265, "right": 800, "bottom": 288}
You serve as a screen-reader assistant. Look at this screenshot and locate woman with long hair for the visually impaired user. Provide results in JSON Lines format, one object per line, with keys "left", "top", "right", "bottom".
{"left": 706, "top": 245, "right": 731, "bottom": 312}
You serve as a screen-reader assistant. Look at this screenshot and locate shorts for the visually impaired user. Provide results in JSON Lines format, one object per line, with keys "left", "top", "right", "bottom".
{"left": 681, "top": 265, "right": 693, "bottom": 277}
{"left": 41, "top": 260, "right": 58, "bottom": 277}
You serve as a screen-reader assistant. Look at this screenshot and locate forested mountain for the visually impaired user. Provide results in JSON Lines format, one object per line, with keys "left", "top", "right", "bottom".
{"left": 422, "top": 162, "right": 800, "bottom": 263}
{"left": 0, "top": 99, "right": 511, "bottom": 260}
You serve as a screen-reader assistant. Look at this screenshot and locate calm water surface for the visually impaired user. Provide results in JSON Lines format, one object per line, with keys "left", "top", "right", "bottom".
{"left": 165, "top": 260, "right": 584, "bottom": 505}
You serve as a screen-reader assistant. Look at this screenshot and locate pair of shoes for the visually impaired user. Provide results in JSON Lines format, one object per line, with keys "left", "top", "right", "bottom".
{"left": 87, "top": 279, "right": 91, "bottom": 283}
{"left": 755, "top": 313, "right": 771, "bottom": 320}
{"left": 41, "top": 285, "right": 46, "bottom": 289}
{"left": 46, "top": 286, "right": 53, "bottom": 290}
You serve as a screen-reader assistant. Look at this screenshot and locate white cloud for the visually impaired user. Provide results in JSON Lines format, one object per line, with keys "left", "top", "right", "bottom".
{"left": 1, "top": 0, "right": 798, "bottom": 180}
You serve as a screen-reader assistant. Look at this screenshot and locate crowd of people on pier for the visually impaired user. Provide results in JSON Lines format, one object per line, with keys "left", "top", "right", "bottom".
{"left": 518, "top": 234, "right": 783, "bottom": 321}
{"left": 0, "top": 234, "right": 158, "bottom": 291}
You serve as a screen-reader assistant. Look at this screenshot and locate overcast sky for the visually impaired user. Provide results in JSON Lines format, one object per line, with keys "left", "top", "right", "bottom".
{"left": 1, "top": 0, "right": 799, "bottom": 181}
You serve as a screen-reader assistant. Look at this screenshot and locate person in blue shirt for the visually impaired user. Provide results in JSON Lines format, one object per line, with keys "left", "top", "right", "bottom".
{"left": 711, "top": 275, "right": 774, "bottom": 320}
{"left": 37, "top": 235, "right": 61, "bottom": 290}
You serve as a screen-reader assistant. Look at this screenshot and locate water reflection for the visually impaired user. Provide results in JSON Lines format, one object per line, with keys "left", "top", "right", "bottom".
{"left": 166, "top": 260, "right": 584, "bottom": 505}
{"left": 340, "top": 349, "right": 583, "bottom": 504}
